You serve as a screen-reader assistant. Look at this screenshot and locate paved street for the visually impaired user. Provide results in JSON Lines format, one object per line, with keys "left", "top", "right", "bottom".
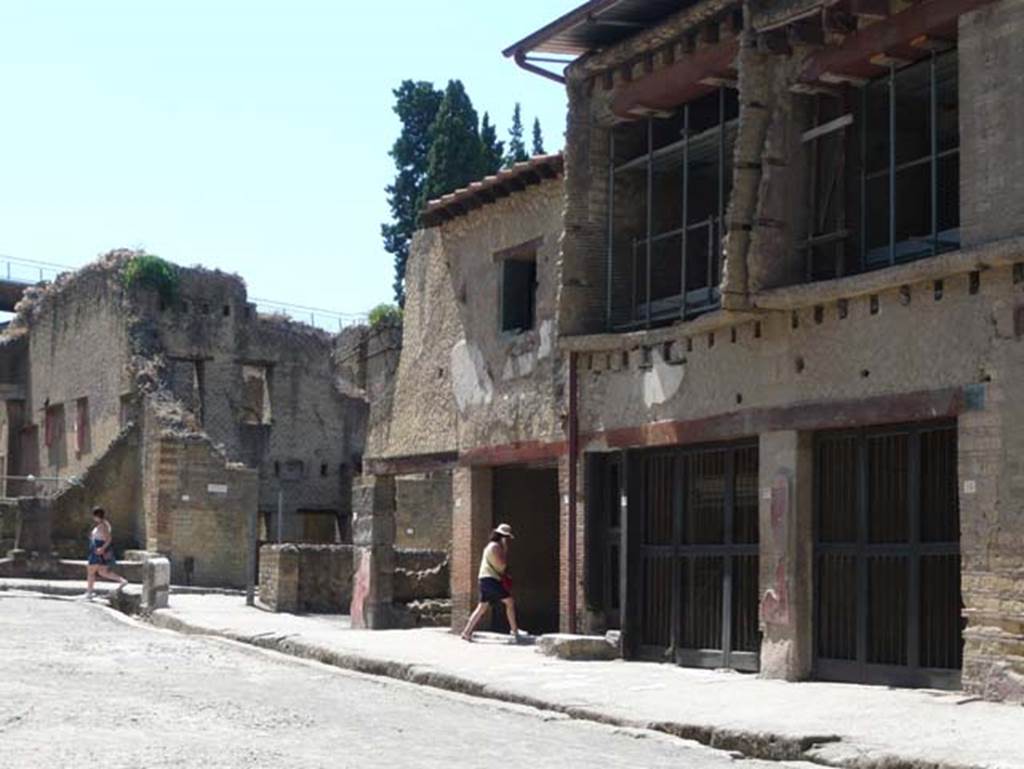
{"left": 0, "top": 594, "right": 803, "bottom": 769}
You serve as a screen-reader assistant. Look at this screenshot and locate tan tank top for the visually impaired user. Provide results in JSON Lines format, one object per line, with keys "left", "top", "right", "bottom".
{"left": 478, "top": 544, "right": 504, "bottom": 580}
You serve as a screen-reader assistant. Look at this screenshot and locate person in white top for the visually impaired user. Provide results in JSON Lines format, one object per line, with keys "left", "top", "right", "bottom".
{"left": 85, "top": 507, "right": 127, "bottom": 599}
{"left": 460, "top": 523, "right": 526, "bottom": 644}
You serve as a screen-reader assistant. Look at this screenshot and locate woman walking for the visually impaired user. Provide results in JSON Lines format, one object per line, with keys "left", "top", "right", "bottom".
{"left": 85, "top": 507, "right": 126, "bottom": 599}
{"left": 461, "top": 523, "right": 526, "bottom": 643}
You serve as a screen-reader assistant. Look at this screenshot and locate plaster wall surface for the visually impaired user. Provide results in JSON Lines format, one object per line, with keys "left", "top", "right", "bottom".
{"left": 577, "top": 270, "right": 1001, "bottom": 439}
{"left": 375, "top": 178, "right": 566, "bottom": 459}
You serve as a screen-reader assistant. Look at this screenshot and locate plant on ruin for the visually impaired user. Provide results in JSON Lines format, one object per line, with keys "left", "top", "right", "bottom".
{"left": 122, "top": 254, "right": 180, "bottom": 304}
{"left": 368, "top": 302, "right": 402, "bottom": 328}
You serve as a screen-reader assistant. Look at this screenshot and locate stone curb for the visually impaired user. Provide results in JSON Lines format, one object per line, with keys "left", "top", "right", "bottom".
{"left": 146, "top": 610, "right": 986, "bottom": 769}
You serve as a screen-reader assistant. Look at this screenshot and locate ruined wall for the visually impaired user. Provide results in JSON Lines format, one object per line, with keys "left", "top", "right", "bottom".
{"left": 433, "top": 179, "right": 565, "bottom": 452}
{"left": 150, "top": 270, "right": 364, "bottom": 533}
{"left": 394, "top": 472, "right": 452, "bottom": 550}
{"left": 371, "top": 228, "right": 460, "bottom": 459}
{"left": 17, "top": 266, "right": 134, "bottom": 483}
{"left": 337, "top": 321, "right": 400, "bottom": 464}
{"left": 142, "top": 418, "right": 258, "bottom": 588}
{"left": 559, "top": 77, "right": 613, "bottom": 337}
{"left": 377, "top": 178, "right": 565, "bottom": 459}
{"left": 49, "top": 425, "right": 143, "bottom": 558}
{"left": 0, "top": 335, "right": 28, "bottom": 496}
{"left": 960, "top": 0, "right": 1024, "bottom": 247}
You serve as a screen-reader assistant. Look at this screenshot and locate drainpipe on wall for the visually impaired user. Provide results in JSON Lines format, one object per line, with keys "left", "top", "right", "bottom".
{"left": 567, "top": 351, "right": 579, "bottom": 634}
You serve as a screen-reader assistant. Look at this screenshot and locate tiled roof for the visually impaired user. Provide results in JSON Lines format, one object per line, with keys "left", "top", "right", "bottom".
{"left": 419, "top": 153, "right": 563, "bottom": 227}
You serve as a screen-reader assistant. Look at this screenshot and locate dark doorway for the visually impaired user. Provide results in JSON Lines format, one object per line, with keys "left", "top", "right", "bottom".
{"left": 491, "top": 466, "right": 560, "bottom": 635}
{"left": 630, "top": 442, "right": 760, "bottom": 671}
{"left": 814, "top": 422, "right": 963, "bottom": 689}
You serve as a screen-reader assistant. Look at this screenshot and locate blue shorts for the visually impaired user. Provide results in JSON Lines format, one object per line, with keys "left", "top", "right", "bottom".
{"left": 88, "top": 539, "right": 115, "bottom": 566}
{"left": 479, "top": 577, "right": 509, "bottom": 604}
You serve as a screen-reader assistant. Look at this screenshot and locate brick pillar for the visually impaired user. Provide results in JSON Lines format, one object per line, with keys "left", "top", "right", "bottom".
{"left": 450, "top": 466, "right": 492, "bottom": 632}
{"left": 757, "top": 430, "right": 813, "bottom": 680}
{"left": 960, "top": 379, "right": 1024, "bottom": 702}
{"left": 259, "top": 544, "right": 299, "bottom": 613}
{"left": 350, "top": 475, "right": 396, "bottom": 629}
{"left": 557, "top": 452, "right": 587, "bottom": 633}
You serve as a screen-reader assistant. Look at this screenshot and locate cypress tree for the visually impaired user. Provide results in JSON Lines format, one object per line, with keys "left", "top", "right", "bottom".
{"left": 381, "top": 80, "right": 443, "bottom": 305}
{"left": 479, "top": 112, "right": 504, "bottom": 176}
{"left": 422, "top": 80, "right": 483, "bottom": 205}
{"left": 531, "top": 117, "right": 545, "bottom": 156}
{"left": 504, "top": 103, "right": 528, "bottom": 167}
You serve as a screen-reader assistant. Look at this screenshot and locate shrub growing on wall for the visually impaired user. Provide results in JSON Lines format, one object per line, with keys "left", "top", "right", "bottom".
{"left": 368, "top": 303, "right": 402, "bottom": 328}
{"left": 122, "top": 254, "right": 180, "bottom": 304}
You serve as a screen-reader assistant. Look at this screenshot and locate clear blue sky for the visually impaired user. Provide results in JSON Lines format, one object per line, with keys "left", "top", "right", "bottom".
{"left": 0, "top": 1, "right": 575, "bottom": 315}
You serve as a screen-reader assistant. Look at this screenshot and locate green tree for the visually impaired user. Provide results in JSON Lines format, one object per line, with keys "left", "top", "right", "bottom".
{"left": 478, "top": 112, "right": 504, "bottom": 176}
{"left": 504, "top": 102, "right": 528, "bottom": 167}
{"left": 381, "top": 80, "right": 443, "bottom": 305}
{"left": 421, "top": 80, "right": 483, "bottom": 205}
{"left": 532, "top": 117, "right": 545, "bottom": 156}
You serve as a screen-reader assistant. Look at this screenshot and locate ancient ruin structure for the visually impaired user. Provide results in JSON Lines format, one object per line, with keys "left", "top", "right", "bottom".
{"left": 363, "top": 155, "right": 566, "bottom": 633}
{"left": 364, "top": 0, "right": 1024, "bottom": 702}
{"left": 0, "top": 250, "right": 366, "bottom": 587}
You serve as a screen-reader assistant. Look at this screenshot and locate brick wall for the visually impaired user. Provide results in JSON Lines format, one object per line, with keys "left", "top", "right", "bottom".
{"left": 143, "top": 413, "right": 259, "bottom": 588}
{"left": 450, "top": 466, "right": 492, "bottom": 631}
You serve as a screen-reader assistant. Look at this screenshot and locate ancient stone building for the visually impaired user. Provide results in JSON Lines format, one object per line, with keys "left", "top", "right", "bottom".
{"left": 405, "top": 0, "right": 1024, "bottom": 701}
{"left": 363, "top": 156, "right": 566, "bottom": 633}
{"left": 0, "top": 250, "right": 367, "bottom": 587}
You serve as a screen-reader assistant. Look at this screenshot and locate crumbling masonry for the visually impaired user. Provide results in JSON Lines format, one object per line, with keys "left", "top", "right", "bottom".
{"left": 0, "top": 250, "right": 366, "bottom": 588}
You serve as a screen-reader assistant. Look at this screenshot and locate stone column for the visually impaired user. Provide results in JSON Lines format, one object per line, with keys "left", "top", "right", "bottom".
{"left": 142, "top": 556, "right": 171, "bottom": 611}
{"left": 350, "top": 475, "right": 396, "bottom": 629}
{"left": 450, "top": 466, "right": 492, "bottom": 632}
{"left": 757, "top": 430, "right": 813, "bottom": 681}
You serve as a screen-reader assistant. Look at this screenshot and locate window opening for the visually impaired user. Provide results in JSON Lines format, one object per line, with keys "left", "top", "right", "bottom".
{"left": 240, "top": 364, "right": 272, "bottom": 425}
{"left": 802, "top": 49, "right": 958, "bottom": 280}
{"left": 608, "top": 87, "right": 738, "bottom": 330}
{"left": 500, "top": 248, "right": 538, "bottom": 333}
{"left": 74, "top": 397, "right": 90, "bottom": 456}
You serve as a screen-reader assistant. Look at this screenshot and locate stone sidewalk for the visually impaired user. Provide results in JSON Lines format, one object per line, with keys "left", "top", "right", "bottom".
{"left": 144, "top": 594, "right": 1021, "bottom": 769}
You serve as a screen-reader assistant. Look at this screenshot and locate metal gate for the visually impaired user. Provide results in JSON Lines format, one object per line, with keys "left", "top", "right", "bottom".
{"left": 814, "top": 422, "right": 963, "bottom": 688}
{"left": 635, "top": 442, "right": 760, "bottom": 670}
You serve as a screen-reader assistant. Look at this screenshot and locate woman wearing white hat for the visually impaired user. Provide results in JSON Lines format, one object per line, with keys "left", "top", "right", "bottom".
{"left": 461, "top": 523, "right": 525, "bottom": 643}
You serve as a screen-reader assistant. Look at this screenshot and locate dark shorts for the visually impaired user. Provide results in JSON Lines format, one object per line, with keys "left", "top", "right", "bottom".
{"left": 88, "top": 539, "right": 114, "bottom": 566}
{"left": 479, "top": 577, "right": 509, "bottom": 604}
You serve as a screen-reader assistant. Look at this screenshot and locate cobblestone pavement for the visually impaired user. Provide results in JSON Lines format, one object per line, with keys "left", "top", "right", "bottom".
{"left": 0, "top": 595, "right": 809, "bottom": 769}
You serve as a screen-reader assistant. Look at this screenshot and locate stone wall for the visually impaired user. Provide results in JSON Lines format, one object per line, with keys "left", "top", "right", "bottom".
{"left": 373, "top": 178, "right": 566, "bottom": 460}
{"left": 960, "top": 0, "right": 1024, "bottom": 247}
{"left": 394, "top": 472, "right": 452, "bottom": 550}
{"left": 394, "top": 547, "right": 448, "bottom": 603}
{"left": 0, "top": 251, "right": 369, "bottom": 587}
{"left": 142, "top": 418, "right": 259, "bottom": 588}
{"left": 50, "top": 425, "right": 144, "bottom": 558}
{"left": 259, "top": 543, "right": 354, "bottom": 613}
{"left": 150, "top": 268, "right": 366, "bottom": 535}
